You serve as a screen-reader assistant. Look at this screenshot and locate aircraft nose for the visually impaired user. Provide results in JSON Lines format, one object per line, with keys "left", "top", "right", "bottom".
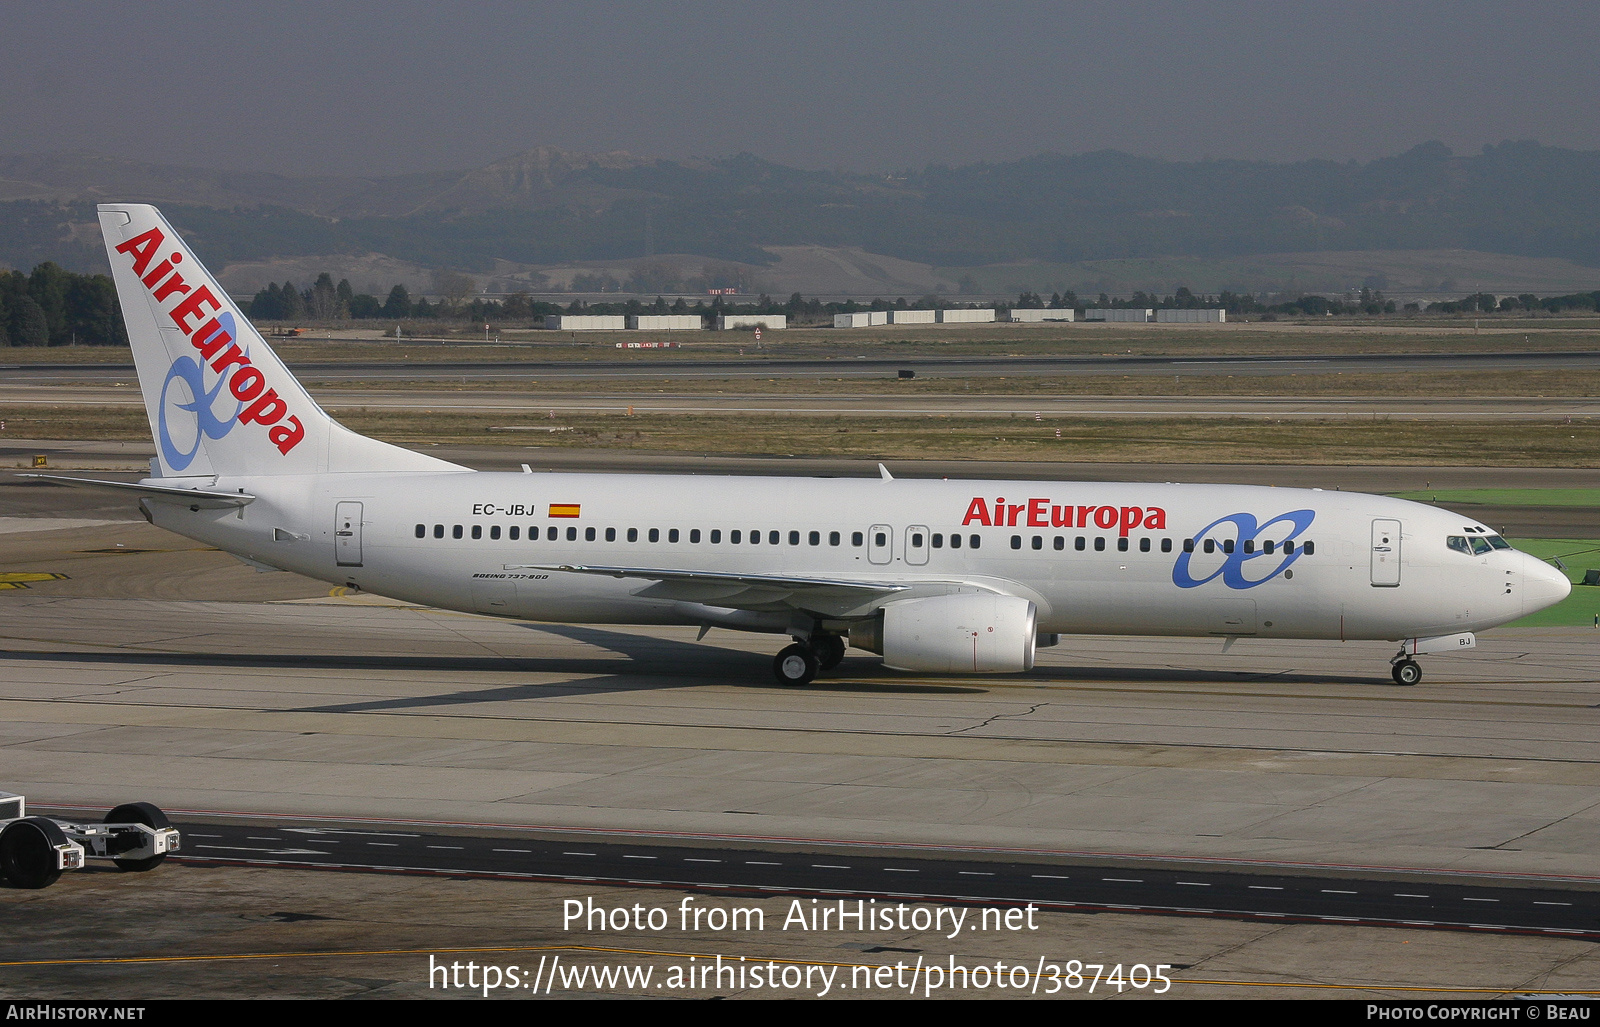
{"left": 1522, "top": 553, "right": 1572, "bottom": 615}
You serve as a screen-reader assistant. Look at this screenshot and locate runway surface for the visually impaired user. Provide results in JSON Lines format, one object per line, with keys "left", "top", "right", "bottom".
{"left": 7, "top": 349, "right": 1600, "bottom": 383}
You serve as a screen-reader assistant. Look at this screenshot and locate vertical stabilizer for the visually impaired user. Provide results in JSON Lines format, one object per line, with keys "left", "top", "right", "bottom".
{"left": 98, "top": 204, "right": 462, "bottom": 477}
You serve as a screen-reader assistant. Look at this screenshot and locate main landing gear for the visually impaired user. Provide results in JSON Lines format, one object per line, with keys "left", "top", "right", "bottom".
{"left": 772, "top": 634, "right": 847, "bottom": 686}
{"left": 1390, "top": 654, "right": 1423, "bottom": 686}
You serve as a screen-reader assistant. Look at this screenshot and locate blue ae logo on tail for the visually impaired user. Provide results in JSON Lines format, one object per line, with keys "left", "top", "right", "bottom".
{"left": 1172, "top": 510, "right": 1315, "bottom": 589}
{"left": 157, "top": 313, "right": 245, "bottom": 471}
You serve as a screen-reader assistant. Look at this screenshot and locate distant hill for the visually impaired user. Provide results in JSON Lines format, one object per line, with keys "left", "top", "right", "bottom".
{"left": 5, "top": 141, "right": 1600, "bottom": 299}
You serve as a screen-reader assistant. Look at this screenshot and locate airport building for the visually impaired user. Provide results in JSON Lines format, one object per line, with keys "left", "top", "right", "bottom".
{"left": 718, "top": 314, "right": 787, "bottom": 330}
{"left": 546, "top": 314, "right": 627, "bottom": 330}
{"left": 627, "top": 314, "right": 703, "bottom": 330}
{"left": 888, "top": 309, "right": 936, "bottom": 324}
{"left": 1009, "top": 308, "right": 1076, "bottom": 322}
{"left": 937, "top": 308, "right": 996, "bottom": 323}
{"left": 1083, "top": 308, "right": 1153, "bottom": 322}
{"left": 1154, "top": 308, "right": 1226, "bottom": 323}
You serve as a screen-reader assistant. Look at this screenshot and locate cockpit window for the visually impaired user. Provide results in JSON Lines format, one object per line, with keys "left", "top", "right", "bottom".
{"left": 1485, "top": 535, "right": 1511, "bottom": 550}
{"left": 1469, "top": 536, "right": 1493, "bottom": 555}
{"left": 1447, "top": 536, "right": 1472, "bottom": 556}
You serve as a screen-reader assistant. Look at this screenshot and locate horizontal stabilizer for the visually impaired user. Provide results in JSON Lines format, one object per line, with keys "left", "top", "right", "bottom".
{"left": 20, "top": 474, "right": 255, "bottom": 508}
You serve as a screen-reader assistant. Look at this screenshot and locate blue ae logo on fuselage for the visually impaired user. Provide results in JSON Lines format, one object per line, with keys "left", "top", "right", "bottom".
{"left": 157, "top": 313, "right": 244, "bottom": 470}
{"left": 1171, "top": 510, "right": 1315, "bottom": 589}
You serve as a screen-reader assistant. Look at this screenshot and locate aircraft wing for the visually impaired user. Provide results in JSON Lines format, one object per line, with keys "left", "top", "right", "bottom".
{"left": 19, "top": 474, "right": 256, "bottom": 508}
{"left": 511, "top": 563, "right": 913, "bottom": 617}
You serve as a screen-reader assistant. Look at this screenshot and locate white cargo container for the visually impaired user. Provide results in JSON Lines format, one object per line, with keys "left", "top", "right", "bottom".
{"left": 1083, "top": 308, "right": 1152, "bottom": 322}
{"left": 937, "top": 309, "right": 996, "bottom": 323}
{"left": 1154, "top": 308, "right": 1226, "bottom": 323}
{"left": 546, "top": 314, "right": 627, "bottom": 331}
{"left": 1009, "top": 308, "right": 1077, "bottom": 322}
{"left": 718, "top": 314, "right": 786, "bottom": 330}
{"left": 834, "top": 312, "right": 872, "bottom": 328}
{"left": 869, "top": 310, "right": 889, "bottom": 325}
{"left": 888, "top": 309, "right": 936, "bottom": 324}
{"left": 628, "top": 314, "right": 703, "bottom": 330}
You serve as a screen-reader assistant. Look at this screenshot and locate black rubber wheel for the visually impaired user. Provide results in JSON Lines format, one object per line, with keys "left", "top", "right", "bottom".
{"left": 774, "top": 643, "right": 819, "bottom": 686}
{"left": 1392, "top": 659, "right": 1422, "bottom": 686}
{"left": 0, "top": 818, "right": 68, "bottom": 889}
{"left": 810, "top": 634, "right": 846, "bottom": 671}
{"left": 105, "top": 802, "right": 171, "bottom": 873}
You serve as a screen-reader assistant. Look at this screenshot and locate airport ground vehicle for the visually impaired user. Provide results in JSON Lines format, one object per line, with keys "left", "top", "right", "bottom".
{"left": 0, "top": 792, "right": 181, "bottom": 889}
{"left": 26, "top": 204, "right": 1575, "bottom": 687}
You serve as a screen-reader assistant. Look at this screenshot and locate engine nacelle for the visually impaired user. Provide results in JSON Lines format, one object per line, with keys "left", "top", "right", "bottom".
{"left": 878, "top": 594, "right": 1037, "bottom": 673}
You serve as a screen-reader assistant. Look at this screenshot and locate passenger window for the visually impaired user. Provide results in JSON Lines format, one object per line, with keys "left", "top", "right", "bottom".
{"left": 1054, "top": 536, "right": 1064, "bottom": 551}
{"left": 1203, "top": 539, "right": 1214, "bottom": 554}
{"left": 490, "top": 525, "right": 501, "bottom": 540}
{"left": 1303, "top": 541, "right": 1315, "bottom": 555}
{"left": 950, "top": 533, "right": 962, "bottom": 549}
{"left": 710, "top": 529, "right": 721, "bottom": 543}
{"left": 1161, "top": 538, "right": 1171, "bottom": 553}
{"left": 1094, "top": 537, "right": 1105, "bottom": 551}
{"left": 669, "top": 529, "right": 680, "bottom": 543}
{"left": 1184, "top": 538, "right": 1194, "bottom": 553}
{"left": 1117, "top": 537, "right": 1128, "bottom": 552}
{"left": 649, "top": 528, "right": 660, "bottom": 543}
{"left": 1222, "top": 539, "right": 1234, "bottom": 554}
{"left": 1031, "top": 536, "right": 1042, "bottom": 550}
{"left": 789, "top": 530, "right": 800, "bottom": 545}
{"left": 471, "top": 525, "right": 482, "bottom": 540}
{"left": 690, "top": 529, "right": 701, "bottom": 543}
{"left": 606, "top": 527, "right": 616, "bottom": 542}
{"left": 875, "top": 532, "right": 887, "bottom": 547}
{"left": 1264, "top": 539, "right": 1275, "bottom": 555}
{"left": 1011, "top": 535, "right": 1022, "bottom": 550}
{"left": 1283, "top": 539, "right": 1294, "bottom": 554}
{"left": 932, "top": 533, "right": 943, "bottom": 548}
{"left": 809, "top": 531, "right": 820, "bottom": 546}
{"left": 913, "top": 533, "right": 925, "bottom": 548}
{"left": 585, "top": 527, "right": 595, "bottom": 541}
{"left": 1243, "top": 539, "right": 1254, "bottom": 554}
{"left": 969, "top": 535, "right": 981, "bottom": 549}
{"left": 751, "top": 530, "right": 761, "bottom": 545}
{"left": 510, "top": 526, "right": 520, "bottom": 541}
{"left": 769, "top": 531, "right": 780, "bottom": 545}
{"left": 566, "top": 527, "right": 577, "bottom": 541}
{"left": 547, "top": 526, "right": 558, "bottom": 541}
{"left": 731, "top": 530, "right": 742, "bottom": 544}
{"left": 852, "top": 532, "right": 864, "bottom": 546}
{"left": 434, "top": 524, "right": 444, "bottom": 539}
{"left": 414, "top": 524, "right": 425, "bottom": 538}
{"left": 453, "top": 525, "right": 463, "bottom": 539}
{"left": 628, "top": 528, "right": 639, "bottom": 542}
{"left": 1139, "top": 537, "right": 1150, "bottom": 552}
{"left": 1075, "top": 536, "right": 1085, "bottom": 551}
{"left": 829, "top": 531, "right": 840, "bottom": 546}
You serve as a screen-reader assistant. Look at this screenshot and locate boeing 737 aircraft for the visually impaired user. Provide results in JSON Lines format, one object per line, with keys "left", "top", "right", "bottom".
{"left": 30, "top": 204, "right": 1572, "bottom": 687}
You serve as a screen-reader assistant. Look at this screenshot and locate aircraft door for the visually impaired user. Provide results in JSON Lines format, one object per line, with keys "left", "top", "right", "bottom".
{"left": 335, "top": 501, "right": 363, "bottom": 567}
{"left": 1371, "top": 518, "right": 1401, "bottom": 587}
{"left": 905, "top": 525, "right": 929, "bottom": 566}
{"left": 868, "top": 524, "right": 893, "bottom": 565}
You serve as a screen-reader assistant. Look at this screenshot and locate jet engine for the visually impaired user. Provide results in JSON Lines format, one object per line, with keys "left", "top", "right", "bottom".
{"left": 855, "top": 594, "right": 1037, "bottom": 673}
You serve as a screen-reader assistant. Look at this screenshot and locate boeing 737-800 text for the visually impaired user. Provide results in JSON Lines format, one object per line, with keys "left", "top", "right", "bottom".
{"left": 29, "top": 205, "right": 1573, "bottom": 687}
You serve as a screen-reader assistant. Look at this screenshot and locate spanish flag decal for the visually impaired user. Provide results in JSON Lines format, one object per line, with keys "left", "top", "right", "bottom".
{"left": 549, "top": 503, "right": 581, "bottom": 518}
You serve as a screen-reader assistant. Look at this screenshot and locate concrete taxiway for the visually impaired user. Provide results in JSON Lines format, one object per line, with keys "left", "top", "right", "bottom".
{"left": 2, "top": 464, "right": 1598, "bottom": 998}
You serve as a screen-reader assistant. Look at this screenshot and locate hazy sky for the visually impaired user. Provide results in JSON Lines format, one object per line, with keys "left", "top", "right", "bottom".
{"left": 5, "top": 1, "right": 1599, "bottom": 176}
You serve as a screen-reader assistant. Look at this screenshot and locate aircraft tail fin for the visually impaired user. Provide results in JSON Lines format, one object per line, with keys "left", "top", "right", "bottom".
{"left": 98, "top": 203, "right": 462, "bottom": 477}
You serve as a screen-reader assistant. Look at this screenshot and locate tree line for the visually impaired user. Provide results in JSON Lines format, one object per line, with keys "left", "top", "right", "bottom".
{"left": 0, "top": 263, "right": 125, "bottom": 346}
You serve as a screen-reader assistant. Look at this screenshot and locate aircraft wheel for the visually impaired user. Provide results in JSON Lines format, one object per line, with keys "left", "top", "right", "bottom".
{"left": 774, "top": 644, "right": 819, "bottom": 686}
{"left": 810, "top": 635, "right": 846, "bottom": 671}
{"left": 1392, "top": 659, "right": 1422, "bottom": 686}
{"left": 0, "top": 818, "right": 67, "bottom": 889}
{"left": 106, "top": 802, "right": 171, "bottom": 873}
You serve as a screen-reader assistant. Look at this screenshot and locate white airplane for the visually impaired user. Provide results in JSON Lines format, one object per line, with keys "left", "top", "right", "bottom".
{"left": 30, "top": 204, "right": 1572, "bottom": 687}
